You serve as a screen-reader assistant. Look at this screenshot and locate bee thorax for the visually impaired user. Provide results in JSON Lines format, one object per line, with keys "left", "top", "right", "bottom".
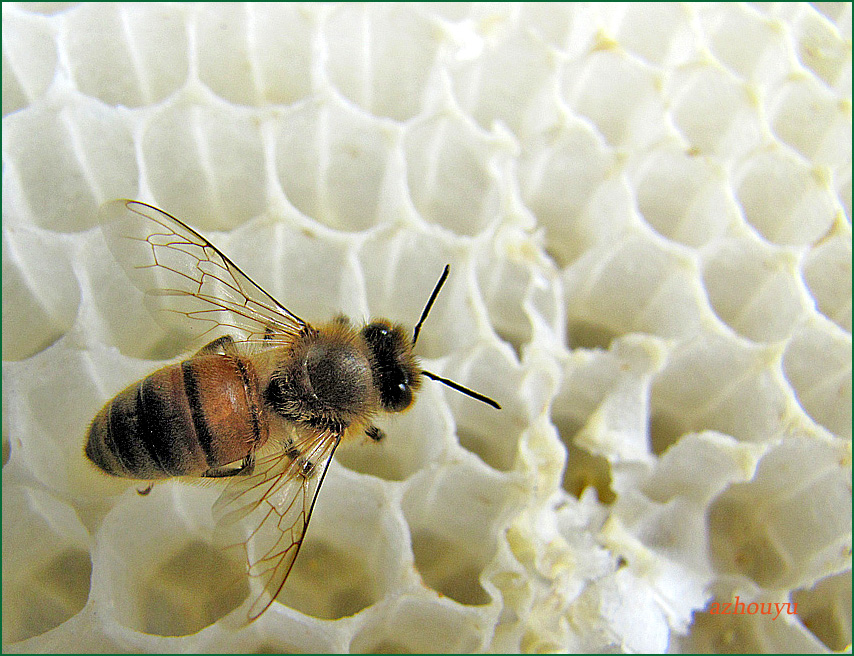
{"left": 305, "top": 342, "right": 370, "bottom": 406}
{"left": 265, "top": 341, "right": 373, "bottom": 430}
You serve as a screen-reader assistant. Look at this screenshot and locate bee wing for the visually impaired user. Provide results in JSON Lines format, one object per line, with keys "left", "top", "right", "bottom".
{"left": 212, "top": 429, "right": 341, "bottom": 622}
{"left": 99, "top": 199, "right": 306, "bottom": 347}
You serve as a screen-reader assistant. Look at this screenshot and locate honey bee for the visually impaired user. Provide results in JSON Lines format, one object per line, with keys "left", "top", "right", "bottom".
{"left": 86, "top": 200, "right": 500, "bottom": 621}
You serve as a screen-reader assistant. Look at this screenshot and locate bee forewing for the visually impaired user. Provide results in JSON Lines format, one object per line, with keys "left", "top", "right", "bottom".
{"left": 98, "top": 199, "right": 306, "bottom": 347}
{"left": 212, "top": 430, "right": 341, "bottom": 622}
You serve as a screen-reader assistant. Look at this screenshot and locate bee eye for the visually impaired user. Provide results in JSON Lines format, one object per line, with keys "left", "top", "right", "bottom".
{"left": 384, "top": 379, "right": 412, "bottom": 412}
{"left": 362, "top": 321, "right": 416, "bottom": 412}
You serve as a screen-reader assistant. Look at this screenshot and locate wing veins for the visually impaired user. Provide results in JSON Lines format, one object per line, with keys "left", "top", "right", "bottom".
{"left": 101, "top": 200, "right": 308, "bottom": 343}
{"left": 251, "top": 435, "right": 339, "bottom": 617}
{"left": 213, "top": 431, "right": 341, "bottom": 622}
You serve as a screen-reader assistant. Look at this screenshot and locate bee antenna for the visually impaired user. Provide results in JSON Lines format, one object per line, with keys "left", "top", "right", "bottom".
{"left": 412, "top": 264, "right": 450, "bottom": 346}
{"left": 422, "top": 370, "right": 501, "bottom": 410}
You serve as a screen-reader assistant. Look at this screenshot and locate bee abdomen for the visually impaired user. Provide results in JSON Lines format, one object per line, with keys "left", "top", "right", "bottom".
{"left": 85, "top": 356, "right": 264, "bottom": 480}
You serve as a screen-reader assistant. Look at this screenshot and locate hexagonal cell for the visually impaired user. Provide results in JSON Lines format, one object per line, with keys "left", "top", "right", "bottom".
{"left": 275, "top": 97, "right": 399, "bottom": 231}
{"left": 789, "top": 3, "right": 851, "bottom": 88}
{"left": 699, "top": 3, "right": 792, "bottom": 85}
{"left": 711, "top": 499, "right": 784, "bottom": 583}
{"left": 477, "top": 229, "right": 564, "bottom": 362}
{"left": 2, "top": 225, "right": 81, "bottom": 361}
{"left": 269, "top": 540, "right": 377, "bottom": 622}
{"left": 92, "top": 484, "right": 246, "bottom": 636}
{"left": 2, "top": 96, "right": 138, "bottom": 232}
{"left": 60, "top": 3, "right": 189, "bottom": 107}
{"left": 2, "top": 483, "right": 92, "bottom": 645}
{"left": 555, "top": 335, "right": 667, "bottom": 470}
{"left": 565, "top": 320, "right": 621, "bottom": 351}
{"left": 2, "top": 6, "right": 58, "bottom": 116}
{"left": 139, "top": 539, "right": 247, "bottom": 637}
{"left": 98, "top": 462, "right": 406, "bottom": 630}
{"left": 324, "top": 4, "right": 439, "bottom": 122}
{"left": 802, "top": 233, "right": 852, "bottom": 332}
{"left": 707, "top": 438, "right": 852, "bottom": 589}
{"left": 517, "top": 119, "right": 621, "bottom": 266}
{"left": 629, "top": 145, "right": 737, "bottom": 248}
{"left": 350, "top": 596, "right": 486, "bottom": 653}
{"left": 734, "top": 147, "right": 839, "bottom": 246}
{"left": 560, "top": 48, "right": 668, "bottom": 149}
{"left": 551, "top": 348, "right": 631, "bottom": 451}
{"left": 410, "top": 528, "right": 490, "bottom": 606}
{"left": 701, "top": 237, "right": 812, "bottom": 343}
{"left": 451, "top": 30, "right": 555, "bottom": 136}
{"left": 441, "top": 348, "right": 523, "bottom": 472}
{"left": 454, "top": 402, "right": 521, "bottom": 474}
{"left": 227, "top": 220, "right": 361, "bottom": 329}
{"left": 402, "top": 460, "right": 515, "bottom": 606}
{"left": 140, "top": 100, "right": 267, "bottom": 231}
{"left": 650, "top": 334, "right": 793, "bottom": 443}
{"left": 403, "top": 110, "right": 504, "bottom": 236}
{"left": 766, "top": 74, "right": 851, "bottom": 167}
{"left": 195, "top": 4, "right": 314, "bottom": 106}
{"left": 563, "top": 232, "right": 707, "bottom": 341}
{"left": 475, "top": 249, "right": 549, "bottom": 361}
{"left": 614, "top": 3, "right": 696, "bottom": 68}
{"left": 792, "top": 570, "right": 852, "bottom": 651}
{"left": 782, "top": 325, "right": 852, "bottom": 439}
{"left": 668, "top": 63, "right": 764, "bottom": 158}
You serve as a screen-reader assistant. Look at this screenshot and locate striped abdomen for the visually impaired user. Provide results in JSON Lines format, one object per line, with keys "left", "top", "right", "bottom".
{"left": 85, "top": 355, "right": 267, "bottom": 480}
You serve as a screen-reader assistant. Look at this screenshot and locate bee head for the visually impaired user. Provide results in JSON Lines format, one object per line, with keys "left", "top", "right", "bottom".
{"left": 362, "top": 320, "right": 421, "bottom": 412}
{"left": 362, "top": 265, "right": 501, "bottom": 414}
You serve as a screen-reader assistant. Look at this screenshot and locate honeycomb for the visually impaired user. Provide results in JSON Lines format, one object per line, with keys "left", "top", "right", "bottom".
{"left": 2, "top": 2, "right": 851, "bottom": 653}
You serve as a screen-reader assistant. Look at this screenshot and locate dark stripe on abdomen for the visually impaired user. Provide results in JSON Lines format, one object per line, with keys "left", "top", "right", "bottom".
{"left": 136, "top": 374, "right": 180, "bottom": 476}
{"left": 182, "top": 360, "right": 218, "bottom": 468}
{"left": 104, "top": 393, "right": 139, "bottom": 476}
{"left": 100, "top": 382, "right": 162, "bottom": 478}
{"left": 137, "top": 367, "right": 201, "bottom": 477}
{"left": 234, "top": 357, "right": 262, "bottom": 447}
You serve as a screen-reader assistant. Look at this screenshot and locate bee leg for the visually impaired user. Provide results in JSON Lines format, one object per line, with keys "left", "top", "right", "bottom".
{"left": 237, "top": 451, "right": 255, "bottom": 475}
{"left": 194, "top": 335, "right": 238, "bottom": 357}
{"left": 137, "top": 483, "right": 154, "bottom": 496}
{"left": 365, "top": 424, "right": 385, "bottom": 442}
{"left": 201, "top": 452, "right": 256, "bottom": 478}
